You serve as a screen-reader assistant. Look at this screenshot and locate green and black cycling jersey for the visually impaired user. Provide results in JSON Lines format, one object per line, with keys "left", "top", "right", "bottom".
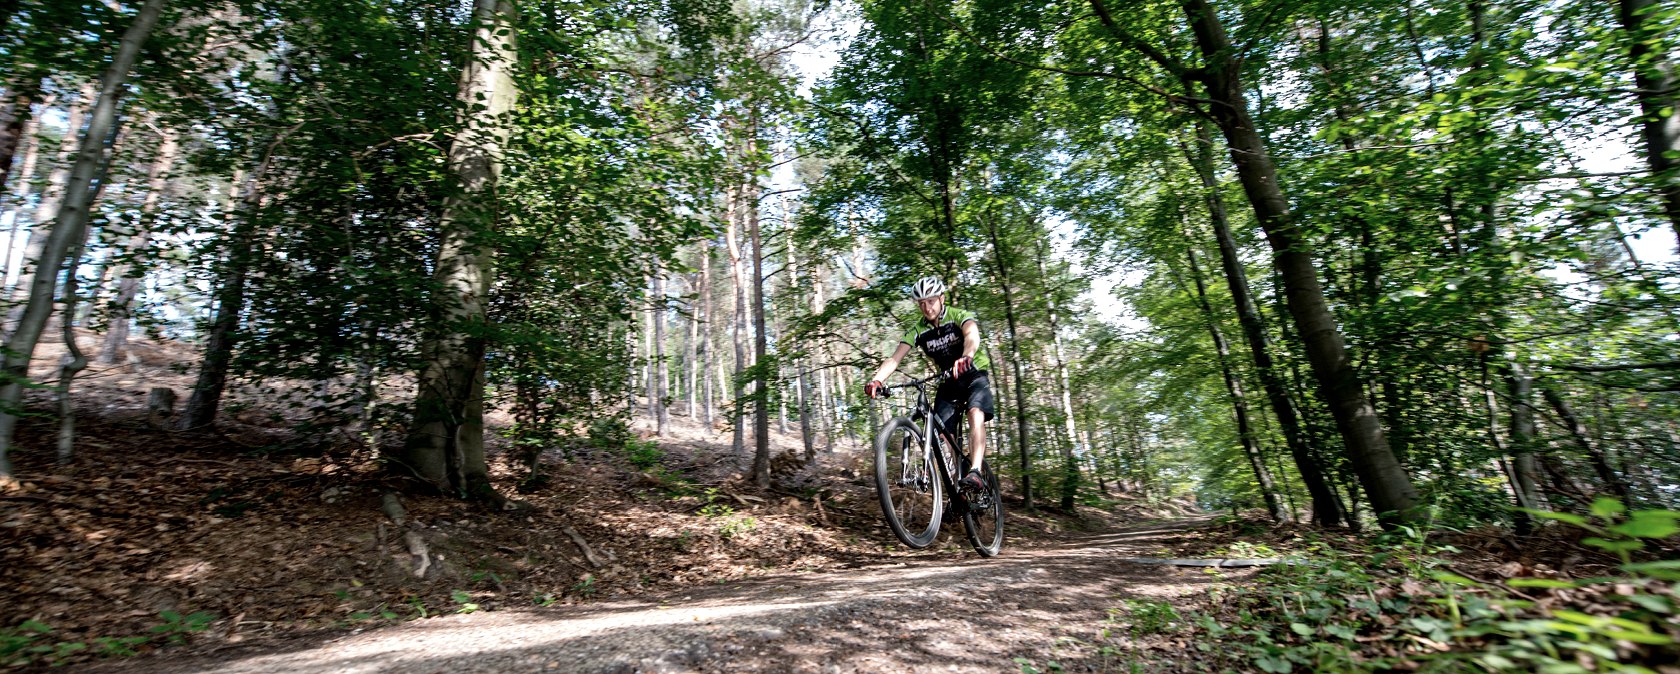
{"left": 899, "top": 306, "right": 991, "bottom": 374}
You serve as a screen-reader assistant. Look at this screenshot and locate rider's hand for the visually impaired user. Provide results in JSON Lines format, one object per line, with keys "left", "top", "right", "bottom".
{"left": 864, "top": 380, "right": 885, "bottom": 399}
{"left": 952, "top": 356, "right": 974, "bottom": 378}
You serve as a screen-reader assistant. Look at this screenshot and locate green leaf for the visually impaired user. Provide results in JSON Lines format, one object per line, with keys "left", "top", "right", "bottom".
{"left": 1590, "top": 498, "right": 1627, "bottom": 519}
{"left": 1623, "top": 560, "right": 1680, "bottom": 578}
{"left": 1618, "top": 594, "right": 1673, "bottom": 613}
{"left": 1430, "top": 572, "right": 1481, "bottom": 586}
{"left": 1516, "top": 508, "right": 1588, "bottom": 527}
{"left": 1610, "top": 516, "right": 1680, "bottom": 540}
{"left": 1290, "top": 622, "right": 1313, "bottom": 636}
{"left": 1549, "top": 610, "right": 1605, "bottom": 627}
{"left": 1600, "top": 629, "right": 1673, "bottom": 645}
{"left": 1581, "top": 538, "right": 1643, "bottom": 553}
{"left": 1256, "top": 654, "right": 1292, "bottom": 673}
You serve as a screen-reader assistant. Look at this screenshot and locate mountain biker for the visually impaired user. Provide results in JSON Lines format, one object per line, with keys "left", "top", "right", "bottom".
{"left": 864, "top": 276, "right": 996, "bottom": 493}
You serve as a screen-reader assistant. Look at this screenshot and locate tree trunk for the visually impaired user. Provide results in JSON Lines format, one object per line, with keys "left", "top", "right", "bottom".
{"left": 0, "top": 78, "right": 37, "bottom": 199}
{"left": 5, "top": 82, "right": 93, "bottom": 331}
{"left": 1506, "top": 362, "right": 1543, "bottom": 529}
{"left": 53, "top": 221, "right": 91, "bottom": 465}
{"left": 1034, "top": 236, "right": 1081, "bottom": 510}
{"left": 981, "top": 214, "right": 1034, "bottom": 509}
{"left": 395, "top": 0, "right": 517, "bottom": 499}
{"left": 748, "top": 146, "right": 771, "bottom": 488}
{"left": 724, "top": 183, "right": 747, "bottom": 455}
{"left": 652, "top": 270, "right": 670, "bottom": 435}
{"left": 1185, "top": 123, "right": 1341, "bottom": 526}
{"left": 97, "top": 125, "right": 177, "bottom": 364}
{"left": 1618, "top": 0, "right": 1680, "bottom": 248}
{"left": 1183, "top": 243, "right": 1288, "bottom": 522}
{"left": 1181, "top": 0, "right": 1417, "bottom": 527}
{"left": 699, "top": 241, "right": 715, "bottom": 425}
{"left": 1542, "top": 384, "right": 1630, "bottom": 501}
{"left": 686, "top": 255, "right": 699, "bottom": 418}
{"left": 0, "top": 0, "right": 165, "bottom": 475}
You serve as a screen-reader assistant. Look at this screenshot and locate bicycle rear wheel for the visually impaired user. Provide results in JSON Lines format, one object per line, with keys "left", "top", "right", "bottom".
{"left": 874, "top": 417, "right": 941, "bottom": 548}
{"left": 962, "top": 462, "right": 1004, "bottom": 557}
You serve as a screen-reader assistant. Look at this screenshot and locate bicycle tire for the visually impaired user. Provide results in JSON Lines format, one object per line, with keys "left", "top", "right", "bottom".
{"left": 874, "top": 416, "right": 941, "bottom": 548}
{"left": 961, "top": 462, "right": 1004, "bottom": 557}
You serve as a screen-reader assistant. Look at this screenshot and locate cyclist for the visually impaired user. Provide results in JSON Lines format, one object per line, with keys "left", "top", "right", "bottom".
{"left": 864, "top": 276, "right": 996, "bottom": 493}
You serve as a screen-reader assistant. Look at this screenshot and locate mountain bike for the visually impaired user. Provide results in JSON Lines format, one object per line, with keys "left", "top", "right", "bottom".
{"left": 872, "top": 371, "right": 1004, "bottom": 557}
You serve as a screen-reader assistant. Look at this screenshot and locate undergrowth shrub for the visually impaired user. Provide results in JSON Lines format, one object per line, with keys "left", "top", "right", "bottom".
{"left": 1187, "top": 499, "right": 1679, "bottom": 673}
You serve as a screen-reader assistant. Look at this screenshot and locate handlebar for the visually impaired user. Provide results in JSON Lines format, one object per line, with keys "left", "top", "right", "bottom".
{"left": 879, "top": 368, "right": 954, "bottom": 397}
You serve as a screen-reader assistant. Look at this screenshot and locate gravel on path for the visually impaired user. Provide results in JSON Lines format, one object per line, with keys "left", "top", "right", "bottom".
{"left": 96, "top": 519, "right": 1233, "bottom": 674}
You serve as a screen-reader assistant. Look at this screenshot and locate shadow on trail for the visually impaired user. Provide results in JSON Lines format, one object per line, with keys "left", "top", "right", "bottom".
{"left": 101, "top": 518, "right": 1220, "bottom": 674}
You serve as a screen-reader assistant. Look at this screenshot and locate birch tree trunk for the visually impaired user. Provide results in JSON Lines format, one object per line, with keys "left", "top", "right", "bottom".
{"left": 97, "top": 125, "right": 177, "bottom": 364}
{"left": 700, "top": 240, "right": 715, "bottom": 425}
{"left": 395, "top": 0, "right": 518, "bottom": 498}
{"left": 1182, "top": 0, "right": 1417, "bottom": 527}
{"left": 0, "top": 0, "right": 165, "bottom": 475}
{"left": 1, "top": 93, "right": 42, "bottom": 288}
{"left": 5, "top": 82, "right": 93, "bottom": 326}
{"left": 724, "top": 183, "right": 748, "bottom": 456}
{"left": 809, "top": 258, "right": 832, "bottom": 451}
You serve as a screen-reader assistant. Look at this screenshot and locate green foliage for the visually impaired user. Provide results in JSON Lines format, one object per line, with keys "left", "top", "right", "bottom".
{"left": 1113, "top": 599, "right": 1181, "bottom": 637}
{"left": 1186, "top": 512, "right": 1679, "bottom": 673}
{"left": 1013, "top": 657, "right": 1065, "bottom": 674}
{"left": 149, "top": 610, "right": 215, "bottom": 645}
{"left": 1521, "top": 498, "right": 1680, "bottom": 564}
{"left": 623, "top": 439, "right": 665, "bottom": 469}
{"left": 572, "top": 575, "right": 598, "bottom": 597}
{"left": 1, "top": 610, "right": 217, "bottom": 668}
{"left": 450, "top": 590, "right": 481, "bottom": 614}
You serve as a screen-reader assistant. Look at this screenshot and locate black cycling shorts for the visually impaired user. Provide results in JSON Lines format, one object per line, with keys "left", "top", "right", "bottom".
{"left": 933, "top": 370, "right": 995, "bottom": 439}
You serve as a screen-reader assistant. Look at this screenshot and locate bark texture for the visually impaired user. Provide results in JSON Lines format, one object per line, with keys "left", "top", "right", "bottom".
{"left": 395, "top": 0, "right": 518, "bottom": 497}
{"left": 1183, "top": 244, "right": 1287, "bottom": 523}
{"left": 1186, "top": 124, "right": 1342, "bottom": 527}
{"left": 0, "top": 0, "right": 166, "bottom": 475}
{"left": 1618, "top": 0, "right": 1680, "bottom": 247}
{"left": 1182, "top": 0, "right": 1418, "bottom": 526}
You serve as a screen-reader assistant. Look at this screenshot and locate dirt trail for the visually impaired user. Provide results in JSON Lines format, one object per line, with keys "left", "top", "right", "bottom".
{"left": 98, "top": 519, "right": 1233, "bottom": 674}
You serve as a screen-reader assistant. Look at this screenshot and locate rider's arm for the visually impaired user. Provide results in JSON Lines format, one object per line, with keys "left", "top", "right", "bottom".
{"left": 960, "top": 319, "right": 980, "bottom": 360}
{"left": 870, "top": 342, "right": 913, "bottom": 383}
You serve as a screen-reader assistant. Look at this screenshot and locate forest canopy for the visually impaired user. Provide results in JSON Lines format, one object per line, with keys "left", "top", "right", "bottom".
{"left": 0, "top": 0, "right": 1675, "bottom": 531}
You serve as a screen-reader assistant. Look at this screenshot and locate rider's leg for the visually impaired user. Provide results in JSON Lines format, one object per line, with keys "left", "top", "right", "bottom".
{"left": 966, "top": 406, "right": 986, "bottom": 470}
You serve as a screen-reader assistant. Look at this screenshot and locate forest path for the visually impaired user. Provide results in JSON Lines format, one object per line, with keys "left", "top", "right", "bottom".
{"left": 109, "top": 518, "right": 1230, "bottom": 674}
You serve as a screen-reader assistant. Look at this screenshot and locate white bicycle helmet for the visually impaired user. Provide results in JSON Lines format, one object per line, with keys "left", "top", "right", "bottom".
{"left": 909, "top": 276, "right": 947, "bottom": 300}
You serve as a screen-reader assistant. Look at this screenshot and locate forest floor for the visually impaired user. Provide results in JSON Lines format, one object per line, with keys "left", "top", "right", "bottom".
{"left": 6, "top": 333, "right": 1673, "bottom": 672}
{"left": 1, "top": 331, "right": 1214, "bottom": 672}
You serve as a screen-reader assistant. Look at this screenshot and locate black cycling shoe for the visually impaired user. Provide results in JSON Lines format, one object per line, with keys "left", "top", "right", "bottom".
{"left": 958, "top": 468, "right": 986, "bottom": 493}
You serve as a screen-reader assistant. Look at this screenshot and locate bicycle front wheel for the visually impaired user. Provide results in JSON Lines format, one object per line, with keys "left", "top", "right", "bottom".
{"left": 962, "top": 462, "right": 1004, "bottom": 557}
{"left": 874, "top": 416, "right": 942, "bottom": 548}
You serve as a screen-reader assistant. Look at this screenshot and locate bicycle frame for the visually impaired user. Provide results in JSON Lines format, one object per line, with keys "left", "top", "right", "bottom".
{"left": 874, "top": 369, "right": 1004, "bottom": 556}
{"left": 887, "top": 372, "right": 966, "bottom": 509}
